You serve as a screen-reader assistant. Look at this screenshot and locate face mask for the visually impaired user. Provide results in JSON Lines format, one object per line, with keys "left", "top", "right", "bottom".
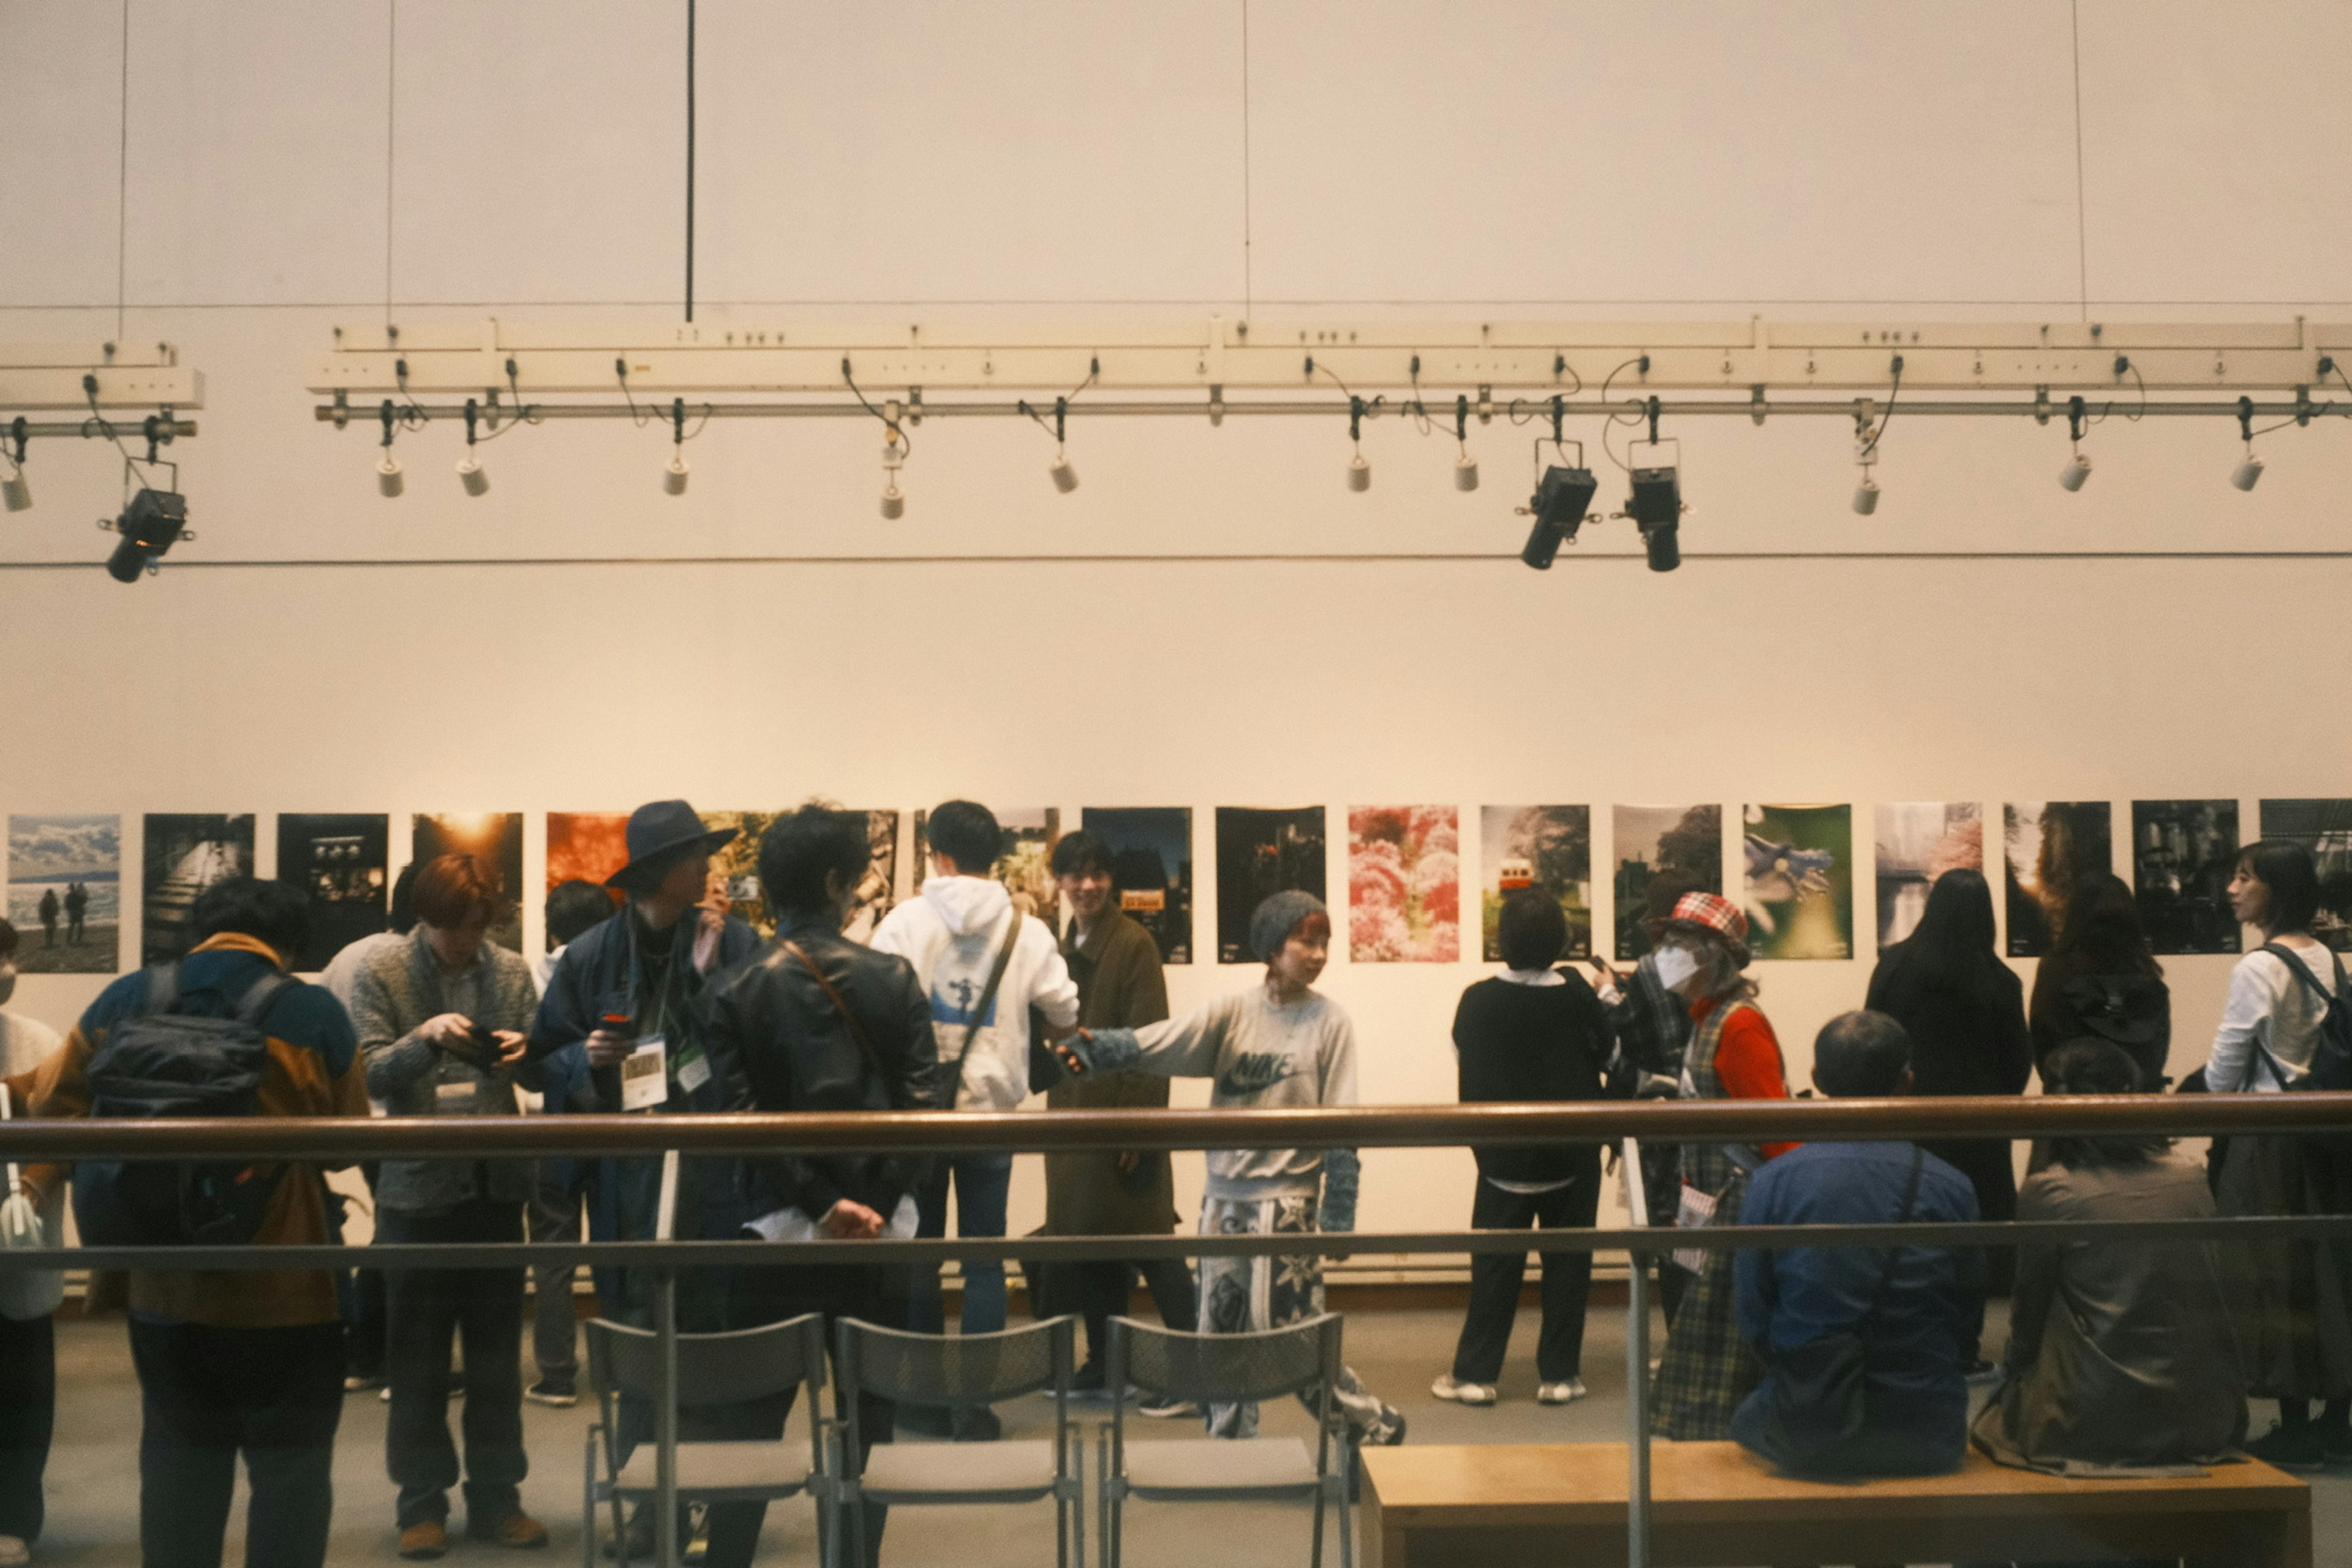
{"left": 1651, "top": 944, "right": 1699, "bottom": 995}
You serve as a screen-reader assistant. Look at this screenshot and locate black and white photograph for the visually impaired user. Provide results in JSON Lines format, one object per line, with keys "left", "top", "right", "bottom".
{"left": 412, "top": 812, "right": 524, "bottom": 952}
{"left": 2132, "top": 799, "right": 2241, "bottom": 956}
{"left": 277, "top": 813, "right": 390, "bottom": 971}
{"left": 1215, "top": 805, "right": 1327, "bottom": 964}
{"left": 1611, "top": 803, "right": 1722, "bottom": 960}
{"left": 141, "top": 813, "right": 255, "bottom": 964}
{"left": 9, "top": 813, "right": 122, "bottom": 974}
{"left": 2003, "top": 801, "right": 2114, "bottom": 958}
{"left": 2260, "top": 799, "right": 2352, "bottom": 952}
{"left": 1082, "top": 806, "right": 1193, "bottom": 963}
{"left": 1874, "top": 802, "right": 1983, "bottom": 949}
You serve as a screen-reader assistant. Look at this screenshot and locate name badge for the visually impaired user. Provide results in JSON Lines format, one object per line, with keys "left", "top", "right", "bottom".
{"left": 620, "top": 1036, "right": 670, "bottom": 1112}
{"left": 676, "top": 1050, "right": 712, "bottom": 1095}
{"left": 433, "top": 1080, "right": 477, "bottom": 1107}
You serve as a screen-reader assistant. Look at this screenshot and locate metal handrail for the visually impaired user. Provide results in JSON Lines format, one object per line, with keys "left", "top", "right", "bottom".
{"left": 2, "top": 1091, "right": 2346, "bottom": 1160}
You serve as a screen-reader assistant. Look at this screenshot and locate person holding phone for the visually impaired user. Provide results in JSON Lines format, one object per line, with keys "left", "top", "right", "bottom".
{"left": 351, "top": 854, "right": 546, "bottom": 1558}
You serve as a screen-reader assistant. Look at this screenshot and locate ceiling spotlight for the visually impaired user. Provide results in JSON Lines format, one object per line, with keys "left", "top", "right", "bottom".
{"left": 663, "top": 452, "right": 690, "bottom": 496}
{"left": 102, "top": 486, "right": 189, "bottom": 583}
{"left": 1455, "top": 451, "right": 1479, "bottom": 491}
{"left": 880, "top": 426, "right": 907, "bottom": 518}
{"left": 1453, "top": 396, "right": 1479, "bottom": 491}
{"left": 880, "top": 481, "right": 905, "bottom": 520}
{"left": 1020, "top": 391, "right": 1082, "bottom": 495}
{"left": 1346, "top": 396, "right": 1371, "bottom": 491}
{"left": 1049, "top": 449, "right": 1079, "bottom": 494}
{"left": 2231, "top": 396, "right": 2263, "bottom": 491}
{"left": 375, "top": 400, "right": 403, "bottom": 497}
{"left": 1625, "top": 404, "right": 1682, "bottom": 572}
{"left": 2057, "top": 394, "right": 2091, "bottom": 491}
{"left": 455, "top": 399, "right": 488, "bottom": 496}
{"left": 1852, "top": 475, "right": 1881, "bottom": 515}
{"left": 2, "top": 421, "right": 26, "bottom": 511}
{"left": 1851, "top": 410, "right": 1882, "bottom": 514}
{"left": 1518, "top": 455, "right": 1597, "bottom": 570}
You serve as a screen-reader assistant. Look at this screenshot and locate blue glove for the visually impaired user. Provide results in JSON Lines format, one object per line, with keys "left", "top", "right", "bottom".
{"left": 1065, "top": 1027, "right": 1140, "bottom": 1074}
{"left": 1320, "top": 1148, "right": 1360, "bottom": 1235}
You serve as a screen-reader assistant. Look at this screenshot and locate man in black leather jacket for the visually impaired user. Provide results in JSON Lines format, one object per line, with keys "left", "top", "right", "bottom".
{"left": 696, "top": 804, "right": 948, "bottom": 1568}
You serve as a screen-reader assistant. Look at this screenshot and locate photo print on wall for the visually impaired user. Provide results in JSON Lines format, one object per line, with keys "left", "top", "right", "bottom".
{"left": 2003, "top": 801, "right": 2114, "bottom": 958}
{"left": 913, "top": 807, "right": 1058, "bottom": 925}
{"left": 1743, "top": 804, "right": 1853, "bottom": 960}
{"left": 143, "top": 813, "right": 254, "bottom": 964}
{"left": 1080, "top": 807, "right": 1193, "bottom": 963}
{"left": 277, "top": 814, "right": 388, "bottom": 971}
{"left": 8, "top": 813, "right": 121, "bottom": 973}
{"left": 2259, "top": 799, "right": 2352, "bottom": 952}
{"left": 842, "top": 811, "right": 901, "bottom": 943}
{"left": 2132, "top": 800, "right": 2241, "bottom": 956}
{"left": 1216, "top": 806, "right": 1327, "bottom": 963}
{"left": 412, "top": 813, "right": 524, "bottom": 952}
{"left": 1874, "top": 802, "right": 1983, "bottom": 948}
{"left": 1480, "top": 806, "right": 1591, "bottom": 963}
{"left": 1349, "top": 807, "right": 1461, "bottom": 963}
{"left": 701, "top": 811, "right": 784, "bottom": 937}
{"left": 1612, "top": 804, "right": 1722, "bottom": 961}
{"left": 545, "top": 812, "right": 630, "bottom": 947}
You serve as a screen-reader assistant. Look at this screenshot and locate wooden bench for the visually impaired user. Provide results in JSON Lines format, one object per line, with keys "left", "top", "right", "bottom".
{"left": 1360, "top": 1441, "right": 2310, "bottom": 1567}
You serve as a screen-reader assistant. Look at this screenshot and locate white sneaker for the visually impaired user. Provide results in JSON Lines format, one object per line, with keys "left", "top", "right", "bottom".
{"left": 1429, "top": 1374, "right": 1496, "bottom": 1406}
{"left": 0, "top": 1532, "right": 28, "bottom": 1567}
{"left": 1536, "top": 1379, "right": 1588, "bottom": 1405}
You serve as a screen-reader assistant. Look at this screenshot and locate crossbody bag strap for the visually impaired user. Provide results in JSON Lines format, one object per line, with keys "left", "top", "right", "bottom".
{"left": 943, "top": 910, "right": 1025, "bottom": 1106}
{"left": 778, "top": 938, "right": 885, "bottom": 1079}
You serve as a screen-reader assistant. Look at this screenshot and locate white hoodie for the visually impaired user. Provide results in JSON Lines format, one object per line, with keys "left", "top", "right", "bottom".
{"left": 869, "top": 875, "right": 1080, "bottom": 1112}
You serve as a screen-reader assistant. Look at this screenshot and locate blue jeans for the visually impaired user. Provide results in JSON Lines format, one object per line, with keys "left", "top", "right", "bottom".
{"left": 908, "top": 1153, "right": 1013, "bottom": 1337}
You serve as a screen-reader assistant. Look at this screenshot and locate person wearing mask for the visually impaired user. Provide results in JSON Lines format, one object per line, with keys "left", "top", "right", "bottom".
{"left": 525, "top": 801, "right": 758, "bottom": 1561}
{"left": 1431, "top": 889, "right": 1613, "bottom": 1409}
{"left": 1649, "top": 893, "right": 1797, "bottom": 1442}
{"left": 521, "top": 878, "right": 620, "bottom": 1409}
{"left": 0, "top": 921, "right": 63, "bottom": 1568}
{"left": 869, "top": 799, "right": 1080, "bottom": 1442}
{"left": 1057, "top": 891, "right": 1408, "bottom": 1449}
{"left": 1974, "top": 1038, "right": 2247, "bottom": 1476}
{"left": 29, "top": 879, "right": 366, "bottom": 1568}
{"left": 698, "top": 804, "right": 949, "bottom": 1568}
{"left": 2029, "top": 873, "right": 2171, "bottom": 1091}
{"left": 1731, "top": 1011, "right": 1980, "bottom": 1477}
{"left": 1589, "top": 868, "right": 1709, "bottom": 1323}
{"left": 2201, "top": 839, "right": 2352, "bottom": 1470}
{"left": 1864, "top": 867, "right": 2029, "bottom": 1344}
{"left": 1040, "top": 829, "right": 1195, "bottom": 1401}
{"left": 350, "top": 854, "right": 548, "bottom": 1558}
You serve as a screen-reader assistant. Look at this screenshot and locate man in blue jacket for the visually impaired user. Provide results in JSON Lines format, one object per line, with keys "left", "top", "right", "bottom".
{"left": 1730, "top": 1009, "right": 1981, "bottom": 1477}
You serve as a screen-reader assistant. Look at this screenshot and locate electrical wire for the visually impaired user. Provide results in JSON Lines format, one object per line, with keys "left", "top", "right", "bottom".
{"left": 1597, "top": 356, "right": 1648, "bottom": 472}
{"left": 1859, "top": 358, "right": 1904, "bottom": 461}
{"left": 842, "top": 361, "right": 911, "bottom": 460}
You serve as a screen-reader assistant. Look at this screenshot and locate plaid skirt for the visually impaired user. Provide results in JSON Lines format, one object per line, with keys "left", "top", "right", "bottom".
{"left": 1650, "top": 1171, "right": 1761, "bottom": 1441}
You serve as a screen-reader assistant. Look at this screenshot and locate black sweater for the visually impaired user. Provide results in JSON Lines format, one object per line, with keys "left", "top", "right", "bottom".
{"left": 1452, "top": 972, "right": 1613, "bottom": 1185}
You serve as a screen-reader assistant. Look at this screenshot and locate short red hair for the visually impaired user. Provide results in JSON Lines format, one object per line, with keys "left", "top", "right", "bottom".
{"left": 410, "top": 853, "right": 500, "bottom": 929}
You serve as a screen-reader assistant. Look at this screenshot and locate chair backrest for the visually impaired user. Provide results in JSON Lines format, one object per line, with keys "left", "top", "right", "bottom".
{"left": 1108, "top": 1313, "right": 1341, "bottom": 1406}
{"left": 586, "top": 1313, "right": 827, "bottom": 1409}
{"left": 835, "top": 1314, "right": 1073, "bottom": 1405}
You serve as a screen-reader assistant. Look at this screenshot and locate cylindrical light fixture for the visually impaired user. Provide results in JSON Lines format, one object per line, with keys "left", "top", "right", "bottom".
{"left": 1454, "top": 450, "right": 1479, "bottom": 491}
{"left": 663, "top": 452, "right": 690, "bottom": 496}
{"left": 2058, "top": 451, "right": 2092, "bottom": 491}
{"left": 1347, "top": 450, "right": 1371, "bottom": 492}
{"left": 1852, "top": 475, "right": 1880, "bottom": 515}
{"left": 1, "top": 467, "right": 28, "bottom": 513}
{"left": 2232, "top": 452, "right": 2264, "bottom": 492}
{"left": 1049, "top": 450, "right": 1079, "bottom": 493}
{"left": 377, "top": 456, "right": 404, "bottom": 498}
{"left": 879, "top": 481, "right": 905, "bottom": 520}
{"left": 456, "top": 454, "right": 489, "bottom": 497}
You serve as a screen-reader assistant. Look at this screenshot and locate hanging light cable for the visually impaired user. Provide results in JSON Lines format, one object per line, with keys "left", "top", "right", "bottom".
{"left": 376, "top": 399, "right": 404, "bottom": 497}
{"left": 1453, "top": 394, "right": 1479, "bottom": 491}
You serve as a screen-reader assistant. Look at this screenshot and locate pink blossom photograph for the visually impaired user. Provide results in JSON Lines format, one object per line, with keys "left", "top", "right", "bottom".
{"left": 1348, "top": 805, "right": 1461, "bottom": 963}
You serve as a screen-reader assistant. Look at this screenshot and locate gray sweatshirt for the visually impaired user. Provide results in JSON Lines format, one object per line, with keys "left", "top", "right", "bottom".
{"left": 1109, "top": 982, "right": 1359, "bottom": 1202}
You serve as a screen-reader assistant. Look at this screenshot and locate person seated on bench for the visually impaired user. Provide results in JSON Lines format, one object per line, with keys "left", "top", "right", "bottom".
{"left": 1973, "top": 1037, "right": 2247, "bottom": 1477}
{"left": 1728, "top": 1010, "right": 1982, "bottom": 1477}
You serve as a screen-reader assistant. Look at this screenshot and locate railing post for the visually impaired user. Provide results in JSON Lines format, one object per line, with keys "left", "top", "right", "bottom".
{"left": 655, "top": 1265, "right": 679, "bottom": 1568}
{"left": 1622, "top": 1137, "right": 1653, "bottom": 1568}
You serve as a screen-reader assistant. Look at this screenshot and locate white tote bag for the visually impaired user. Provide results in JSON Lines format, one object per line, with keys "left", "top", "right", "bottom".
{"left": 0, "top": 1083, "right": 66, "bottom": 1320}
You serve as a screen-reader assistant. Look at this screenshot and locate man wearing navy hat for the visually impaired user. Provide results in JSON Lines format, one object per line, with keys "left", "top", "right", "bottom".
{"left": 523, "top": 801, "right": 761, "bottom": 1561}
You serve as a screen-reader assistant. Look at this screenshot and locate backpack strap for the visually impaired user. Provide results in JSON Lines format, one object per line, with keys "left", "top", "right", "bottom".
{"left": 231, "top": 968, "right": 295, "bottom": 1029}
{"left": 138, "top": 962, "right": 181, "bottom": 1017}
{"left": 2244, "top": 943, "right": 2337, "bottom": 1090}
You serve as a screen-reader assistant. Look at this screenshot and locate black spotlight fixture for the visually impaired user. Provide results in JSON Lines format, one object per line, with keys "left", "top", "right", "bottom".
{"left": 104, "top": 486, "right": 190, "bottom": 582}
{"left": 1517, "top": 401, "right": 1597, "bottom": 570}
{"left": 1624, "top": 396, "right": 1683, "bottom": 573}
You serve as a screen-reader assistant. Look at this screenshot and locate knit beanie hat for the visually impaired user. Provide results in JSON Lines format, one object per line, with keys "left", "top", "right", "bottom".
{"left": 1250, "top": 889, "right": 1328, "bottom": 962}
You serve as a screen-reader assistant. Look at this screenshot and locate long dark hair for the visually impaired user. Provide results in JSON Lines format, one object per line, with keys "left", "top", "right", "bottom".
{"left": 1886, "top": 868, "right": 2003, "bottom": 997}
{"left": 2238, "top": 839, "right": 2321, "bottom": 935}
{"left": 2043, "top": 1037, "right": 2171, "bottom": 1168}
{"left": 2046, "top": 872, "right": 2162, "bottom": 977}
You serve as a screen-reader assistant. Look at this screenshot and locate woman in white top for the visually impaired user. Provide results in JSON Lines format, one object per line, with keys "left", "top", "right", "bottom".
{"left": 2204, "top": 839, "right": 2352, "bottom": 1471}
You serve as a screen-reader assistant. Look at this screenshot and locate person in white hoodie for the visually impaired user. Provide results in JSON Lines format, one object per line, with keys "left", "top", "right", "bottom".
{"left": 869, "top": 800, "right": 1080, "bottom": 1441}
{"left": 1058, "top": 890, "right": 1406, "bottom": 1449}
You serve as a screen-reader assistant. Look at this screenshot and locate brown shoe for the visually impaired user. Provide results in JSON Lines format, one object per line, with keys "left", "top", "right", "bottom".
{"left": 469, "top": 1510, "right": 551, "bottom": 1550}
{"left": 398, "top": 1520, "right": 449, "bottom": 1560}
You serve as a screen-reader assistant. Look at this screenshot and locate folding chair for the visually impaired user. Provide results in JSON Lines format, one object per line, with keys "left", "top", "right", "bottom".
{"left": 834, "top": 1313, "right": 1085, "bottom": 1568}
{"left": 583, "top": 1313, "right": 835, "bottom": 1568}
{"left": 1098, "top": 1313, "right": 1351, "bottom": 1568}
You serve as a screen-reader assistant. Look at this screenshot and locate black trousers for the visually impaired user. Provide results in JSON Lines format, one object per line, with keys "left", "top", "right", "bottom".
{"left": 1074, "top": 1256, "right": 1199, "bottom": 1370}
{"left": 345, "top": 1162, "right": 386, "bottom": 1381}
{"left": 129, "top": 1317, "right": 345, "bottom": 1568}
{"left": 1450, "top": 1173, "right": 1600, "bottom": 1385}
{"left": 379, "top": 1200, "right": 528, "bottom": 1528}
{"left": 0, "top": 1312, "right": 53, "bottom": 1542}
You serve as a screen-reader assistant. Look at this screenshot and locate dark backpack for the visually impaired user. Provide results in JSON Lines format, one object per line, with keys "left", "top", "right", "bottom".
{"left": 71, "top": 962, "right": 296, "bottom": 1248}
{"left": 2250, "top": 943, "right": 2352, "bottom": 1094}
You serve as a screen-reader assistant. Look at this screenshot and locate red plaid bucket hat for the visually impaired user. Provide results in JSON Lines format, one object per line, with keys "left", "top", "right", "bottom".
{"left": 1665, "top": 891, "right": 1751, "bottom": 967}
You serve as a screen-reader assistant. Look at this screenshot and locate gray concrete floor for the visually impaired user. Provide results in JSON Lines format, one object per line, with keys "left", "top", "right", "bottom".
{"left": 30, "top": 1303, "right": 2352, "bottom": 1566}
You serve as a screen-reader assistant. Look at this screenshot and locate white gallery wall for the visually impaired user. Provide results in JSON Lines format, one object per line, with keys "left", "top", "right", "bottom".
{"left": 3, "top": 0, "right": 2350, "bottom": 1248}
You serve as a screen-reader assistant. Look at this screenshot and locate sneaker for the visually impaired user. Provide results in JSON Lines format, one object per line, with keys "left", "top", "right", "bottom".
{"left": 1536, "top": 1379, "right": 1588, "bottom": 1406}
{"left": 398, "top": 1520, "right": 449, "bottom": 1561}
{"left": 380, "top": 1384, "right": 391, "bottom": 1403}
{"left": 1136, "top": 1393, "right": 1198, "bottom": 1419}
{"left": 524, "top": 1379, "right": 578, "bottom": 1408}
{"left": 1430, "top": 1374, "right": 1496, "bottom": 1406}
{"left": 466, "top": 1510, "right": 549, "bottom": 1550}
{"left": 1964, "top": 1359, "right": 2000, "bottom": 1385}
{"left": 2247, "top": 1420, "right": 2326, "bottom": 1472}
{"left": 950, "top": 1404, "right": 1003, "bottom": 1442}
{"left": 344, "top": 1371, "right": 384, "bottom": 1393}
{"left": 0, "top": 1533, "right": 28, "bottom": 1568}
